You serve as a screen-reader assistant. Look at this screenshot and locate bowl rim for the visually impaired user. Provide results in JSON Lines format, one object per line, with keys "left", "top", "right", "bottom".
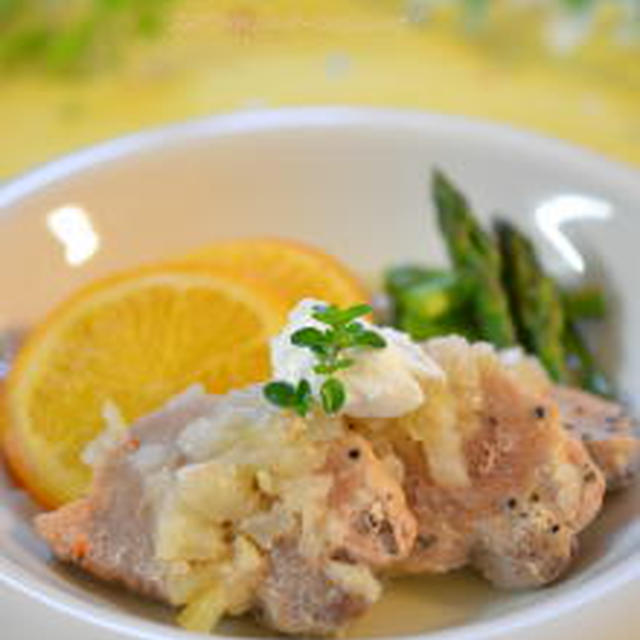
{"left": 1, "top": 106, "right": 639, "bottom": 640}
{"left": 2, "top": 105, "right": 639, "bottom": 211}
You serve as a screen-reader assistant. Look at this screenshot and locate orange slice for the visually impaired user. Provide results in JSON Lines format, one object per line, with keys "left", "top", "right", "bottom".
{"left": 3, "top": 264, "right": 287, "bottom": 508}
{"left": 184, "top": 238, "right": 369, "bottom": 309}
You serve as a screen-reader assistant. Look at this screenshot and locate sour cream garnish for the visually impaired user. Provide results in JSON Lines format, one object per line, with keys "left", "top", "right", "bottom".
{"left": 270, "top": 299, "right": 444, "bottom": 418}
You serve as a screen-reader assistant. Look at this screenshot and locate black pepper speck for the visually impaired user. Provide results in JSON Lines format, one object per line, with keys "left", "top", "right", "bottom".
{"left": 584, "top": 470, "right": 597, "bottom": 483}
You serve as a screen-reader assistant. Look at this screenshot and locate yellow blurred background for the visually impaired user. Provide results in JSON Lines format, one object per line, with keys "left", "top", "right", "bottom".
{"left": 1, "top": 0, "right": 639, "bottom": 178}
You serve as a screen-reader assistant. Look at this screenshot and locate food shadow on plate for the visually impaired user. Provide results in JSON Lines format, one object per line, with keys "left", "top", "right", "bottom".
{"left": 572, "top": 482, "right": 640, "bottom": 577}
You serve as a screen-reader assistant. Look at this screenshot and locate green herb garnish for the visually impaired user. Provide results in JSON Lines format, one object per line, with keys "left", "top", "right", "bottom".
{"left": 319, "top": 377, "right": 346, "bottom": 414}
{"left": 263, "top": 379, "right": 312, "bottom": 417}
{"left": 263, "top": 303, "right": 387, "bottom": 416}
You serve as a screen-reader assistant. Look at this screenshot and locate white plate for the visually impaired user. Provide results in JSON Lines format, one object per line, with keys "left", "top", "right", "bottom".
{"left": 1, "top": 107, "right": 639, "bottom": 640}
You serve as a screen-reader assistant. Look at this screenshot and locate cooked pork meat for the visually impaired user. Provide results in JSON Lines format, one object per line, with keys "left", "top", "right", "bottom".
{"left": 355, "top": 337, "right": 605, "bottom": 589}
{"left": 34, "top": 331, "right": 636, "bottom": 635}
{"left": 36, "top": 387, "right": 416, "bottom": 635}
{"left": 255, "top": 538, "right": 379, "bottom": 636}
{"left": 36, "top": 392, "right": 217, "bottom": 602}
{"left": 324, "top": 434, "right": 416, "bottom": 566}
{"left": 251, "top": 433, "right": 414, "bottom": 634}
{"left": 553, "top": 385, "right": 640, "bottom": 490}
{"left": 494, "top": 347, "right": 640, "bottom": 491}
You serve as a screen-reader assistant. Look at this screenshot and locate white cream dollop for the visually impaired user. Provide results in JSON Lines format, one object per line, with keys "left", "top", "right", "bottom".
{"left": 270, "top": 299, "right": 444, "bottom": 418}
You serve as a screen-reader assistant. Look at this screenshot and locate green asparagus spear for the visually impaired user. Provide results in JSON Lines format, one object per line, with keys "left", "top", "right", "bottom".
{"left": 399, "top": 314, "right": 471, "bottom": 341}
{"left": 385, "top": 266, "right": 476, "bottom": 340}
{"left": 385, "top": 267, "right": 469, "bottom": 317}
{"left": 496, "top": 219, "right": 612, "bottom": 395}
{"left": 495, "top": 219, "right": 569, "bottom": 382}
{"left": 385, "top": 266, "right": 452, "bottom": 299}
{"left": 564, "top": 285, "right": 607, "bottom": 320}
{"left": 432, "top": 170, "right": 517, "bottom": 348}
{"left": 398, "top": 276, "right": 466, "bottom": 319}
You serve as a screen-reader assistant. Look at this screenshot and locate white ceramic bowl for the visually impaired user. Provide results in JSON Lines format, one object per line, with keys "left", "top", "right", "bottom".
{"left": 1, "top": 108, "right": 639, "bottom": 640}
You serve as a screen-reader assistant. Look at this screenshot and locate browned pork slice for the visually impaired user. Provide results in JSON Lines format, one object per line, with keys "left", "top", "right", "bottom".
{"left": 36, "top": 386, "right": 416, "bottom": 635}
{"left": 492, "top": 347, "right": 639, "bottom": 490}
{"left": 357, "top": 337, "right": 606, "bottom": 589}
{"left": 553, "top": 385, "right": 640, "bottom": 490}
{"left": 35, "top": 391, "right": 217, "bottom": 602}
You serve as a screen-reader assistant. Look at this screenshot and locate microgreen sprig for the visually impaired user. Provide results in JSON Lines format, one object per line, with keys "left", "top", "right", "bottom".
{"left": 264, "top": 303, "right": 387, "bottom": 416}
{"left": 263, "top": 379, "right": 313, "bottom": 417}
